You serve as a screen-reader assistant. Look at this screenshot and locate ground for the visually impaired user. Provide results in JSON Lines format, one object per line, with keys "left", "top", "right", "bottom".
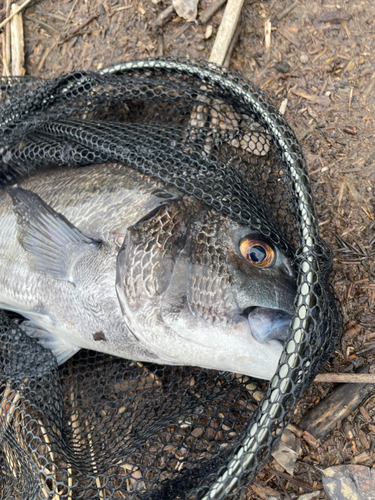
{"left": 1, "top": 0, "right": 375, "bottom": 498}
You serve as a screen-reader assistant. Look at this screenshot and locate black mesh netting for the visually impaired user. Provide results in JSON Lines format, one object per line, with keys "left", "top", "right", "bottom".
{"left": 0, "top": 58, "right": 343, "bottom": 499}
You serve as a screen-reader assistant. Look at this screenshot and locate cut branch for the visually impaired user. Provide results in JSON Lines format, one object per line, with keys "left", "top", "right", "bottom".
{"left": 314, "top": 373, "right": 375, "bottom": 384}
{"left": 209, "top": 0, "right": 244, "bottom": 65}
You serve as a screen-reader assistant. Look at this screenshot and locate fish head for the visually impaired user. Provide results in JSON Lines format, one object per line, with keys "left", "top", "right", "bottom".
{"left": 116, "top": 199, "right": 296, "bottom": 380}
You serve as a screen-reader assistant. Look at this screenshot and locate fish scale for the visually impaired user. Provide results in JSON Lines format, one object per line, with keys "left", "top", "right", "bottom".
{"left": 0, "top": 162, "right": 296, "bottom": 380}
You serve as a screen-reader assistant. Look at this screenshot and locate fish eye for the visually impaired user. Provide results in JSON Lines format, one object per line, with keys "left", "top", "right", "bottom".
{"left": 239, "top": 237, "right": 275, "bottom": 268}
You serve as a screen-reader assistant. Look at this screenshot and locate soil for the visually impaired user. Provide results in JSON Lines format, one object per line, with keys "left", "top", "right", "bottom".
{"left": 1, "top": 0, "right": 375, "bottom": 498}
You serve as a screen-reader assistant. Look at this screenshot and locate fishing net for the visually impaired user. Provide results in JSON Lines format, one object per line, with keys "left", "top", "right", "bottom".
{"left": 0, "top": 58, "right": 343, "bottom": 499}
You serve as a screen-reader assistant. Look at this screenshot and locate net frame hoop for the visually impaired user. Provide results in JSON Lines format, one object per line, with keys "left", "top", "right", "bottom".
{"left": 98, "top": 59, "right": 318, "bottom": 499}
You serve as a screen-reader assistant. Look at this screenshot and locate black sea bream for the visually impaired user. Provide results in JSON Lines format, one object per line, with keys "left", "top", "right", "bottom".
{"left": 0, "top": 163, "right": 296, "bottom": 380}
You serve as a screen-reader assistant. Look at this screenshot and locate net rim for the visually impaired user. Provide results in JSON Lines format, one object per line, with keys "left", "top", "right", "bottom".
{"left": 0, "top": 57, "right": 343, "bottom": 500}
{"left": 96, "top": 58, "right": 318, "bottom": 499}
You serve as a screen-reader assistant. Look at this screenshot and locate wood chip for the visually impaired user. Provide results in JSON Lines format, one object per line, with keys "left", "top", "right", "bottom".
{"left": 359, "top": 406, "right": 372, "bottom": 422}
{"left": 302, "top": 431, "right": 320, "bottom": 449}
{"left": 279, "top": 98, "right": 288, "bottom": 115}
{"left": 352, "top": 452, "right": 371, "bottom": 465}
{"left": 278, "top": 26, "right": 300, "bottom": 48}
{"left": 250, "top": 483, "right": 268, "bottom": 500}
{"left": 343, "top": 324, "right": 361, "bottom": 340}
{"left": 251, "top": 484, "right": 268, "bottom": 500}
{"left": 38, "top": 40, "right": 58, "bottom": 71}
{"left": 170, "top": 23, "right": 192, "bottom": 41}
{"left": 343, "top": 126, "right": 357, "bottom": 135}
{"left": 264, "top": 18, "right": 271, "bottom": 50}
{"left": 252, "top": 481, "right": 281, "bottom": 498}
{"left": 358, "top": 428, "right": 370, "bottom": 449}
{"left": 316, "top": 10, "right": 351, "bottom": 24}
{"left": 292, "top": 89, "right": 330, "bottom": 106}
{"left": 287, "top": 422, "right": 303, "bottom": 438}
{"left": 204, "top": 24, "right": 213, "bottom": 39}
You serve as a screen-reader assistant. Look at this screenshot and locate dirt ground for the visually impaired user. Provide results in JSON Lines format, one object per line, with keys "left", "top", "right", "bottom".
{"left": 2, "top": 0, "right": 375, "bottom": 498}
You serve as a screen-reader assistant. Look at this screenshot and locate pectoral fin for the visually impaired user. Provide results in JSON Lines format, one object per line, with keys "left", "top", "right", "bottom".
{"left": 9, "top": 187, "right": 100, "bottom": 284}
{"left": 22, "top": 321, "right": 80, "bottom": 365}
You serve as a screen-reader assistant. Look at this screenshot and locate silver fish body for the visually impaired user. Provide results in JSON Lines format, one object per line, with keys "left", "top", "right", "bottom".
{"left": 0, "top": 163, "right": 296, "bottom": 380}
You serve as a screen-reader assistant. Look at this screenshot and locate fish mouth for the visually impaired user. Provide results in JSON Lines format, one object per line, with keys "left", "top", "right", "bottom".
{"left": 241, "top": 306, "right": 293, "bottom": 345}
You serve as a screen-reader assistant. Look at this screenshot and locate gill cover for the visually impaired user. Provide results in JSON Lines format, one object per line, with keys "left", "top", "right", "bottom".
{"left": 115, "top": 200, "right": 193, "bottom": 359}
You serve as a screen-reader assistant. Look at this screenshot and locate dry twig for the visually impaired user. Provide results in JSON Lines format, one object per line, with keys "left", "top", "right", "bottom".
{"left": 199, "top": 0, "right": 226, "bottom": 24}
{"left": 0, "top": 0, "right": 32, "bottom": 30}
{"left": 10, "top": 2, "right": 25, "bottom": 76}
{"left": 276, "top": 0, "right": 300, "bottom": 21}
{"left": 152, "top": 5, "right": 174, "bottom": 30}
{"left": 314, "top": 373, "right": 375, "bottom": 384}
{"left": 223, "top": 23, "right": 241, "bottom": 67}
{"left": 335, "top": 235, "right": 373, "bottom": 263}
{"left": 209, "top": 0, "right": 244, "bottom": 65}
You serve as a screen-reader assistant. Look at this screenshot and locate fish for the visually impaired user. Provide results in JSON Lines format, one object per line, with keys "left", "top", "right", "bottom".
{"left": 0, "top": 163, "right": 296, "bottom": 380}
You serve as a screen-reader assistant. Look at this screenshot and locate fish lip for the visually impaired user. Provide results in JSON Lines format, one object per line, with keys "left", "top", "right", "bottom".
{"left": 244, "top": 306, "right": 293, "bottom": 345}
{"left": 241, "top": 305, "right": 293, "bottom": 318}
{"left": 240, "top": 306, "right": 257, "bottom": 319}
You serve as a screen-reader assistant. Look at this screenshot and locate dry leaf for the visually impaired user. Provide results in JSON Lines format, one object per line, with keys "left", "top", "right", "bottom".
{"left": 172, "top": 0, "right": 199, "bottom": 22}
{"left": 322, "top": 465, "right": 375, "bottom": 500}
{"left": 271, "top": 429, "right": 301, "bottom": 475}
{"left": 344, "top": 179, "right": 362, "bottom": 202}
{"left": 292, "top": 89, "right": 331, "bottom": 106}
